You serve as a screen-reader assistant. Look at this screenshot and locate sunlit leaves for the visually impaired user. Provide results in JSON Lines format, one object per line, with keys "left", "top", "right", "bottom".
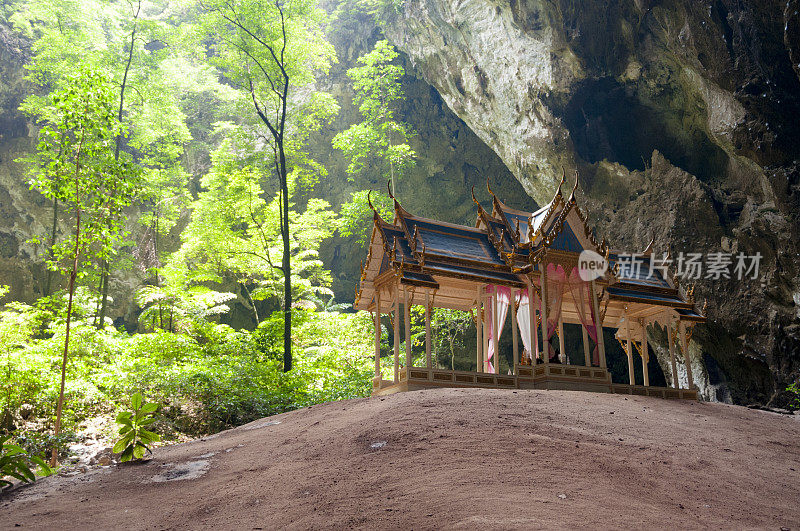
{"left": 112, "top": 392, "right": 160, "bottom": 462}
{"left": 25, "top": 68, "right": 141, "bottom": 274}
{"left": 332, "top": 39, "right": 415, "bottom": 187}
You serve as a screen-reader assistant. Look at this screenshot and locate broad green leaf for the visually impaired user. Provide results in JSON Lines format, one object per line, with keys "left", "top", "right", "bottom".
{"left": 112, "top": 436, "right": 131, "bottom": 454}
{"left": 132, "top": 444, "right": 145, "bottom": 460}
{"left": 131, "top": 393, "right": 143, "bottom": 410}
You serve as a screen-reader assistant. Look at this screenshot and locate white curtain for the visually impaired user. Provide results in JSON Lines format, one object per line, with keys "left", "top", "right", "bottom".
{"left": 516, "top": 290, "right": 538, "bottom": 362}
{"left": 485, "top": 285, "right": 511, "bottom": 373}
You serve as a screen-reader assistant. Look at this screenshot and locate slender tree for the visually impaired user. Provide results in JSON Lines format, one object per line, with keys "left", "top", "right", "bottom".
{"left": 15, "top": 0, "right": 192, "bottom": 325}
{"left": 199, "top": 0, "right": 335, "bottom": 371}
{"left": 27, "top": 69, "right": 137, "bottom": 465}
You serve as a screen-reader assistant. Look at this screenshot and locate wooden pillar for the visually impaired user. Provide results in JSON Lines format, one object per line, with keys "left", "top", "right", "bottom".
{"left": 540, "top": 265, "right": 549, "bottom": 363}
{"left": 393, "top": 286, "right": 400, "bottom": 383}
{"left": 528, "top": 281, "right": 537, "bottom": 362}
{"left": 680, "top": 321, "right": 694, "bottom": 389}
{"left": 511, "top": 290, "right": 519, "bottom": 373}
{"left": 425, "top": 291, "right": 432, "bottom": 369}
{"left": 482, "top": 289, "right": 489, "bottom": 373}
{"left": 667, "top": 319, "right": 679, "bottom": 388}
{"left": 404, "top": 287, "right": 411, "bottom": 370}
{"left": 492, "top": 289, "right": 500, "bottom": 374}
{"left": 625, "top": 311, "right": 635, "bottom": 385}
{"left": 579, "top": 285, "right": 590, "bottom": 367}
{"left": 590, "top": 280, "right": 607, "bottom": 369}
{"left": 557, "top": 310, "right": 566, "bottom": 364}
{"left": 374, "top": 290, "right": 381, "bottom": 379}
{"left": 641, "top": 320, "right": 649, "bottom": 387}
{"left": 476, "top": 286, "right": 483, "bottom": 372}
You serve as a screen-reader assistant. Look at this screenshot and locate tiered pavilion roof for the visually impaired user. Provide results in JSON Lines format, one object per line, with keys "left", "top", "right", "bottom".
{"left": 355, "top": 174, "right": 704, "bottom": 399}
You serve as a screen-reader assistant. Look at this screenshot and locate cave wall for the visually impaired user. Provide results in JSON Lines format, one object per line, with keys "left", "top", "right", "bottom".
{"left": 381, "top": 0, "right": 800, "bottom": 405}
{"left": 2, "top": 1, "right": 799, "bottom": 405}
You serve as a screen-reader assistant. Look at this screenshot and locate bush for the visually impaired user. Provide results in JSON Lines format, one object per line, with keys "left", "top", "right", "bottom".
{"left": 0, "top": 303, "right": 374, "bottom": 452}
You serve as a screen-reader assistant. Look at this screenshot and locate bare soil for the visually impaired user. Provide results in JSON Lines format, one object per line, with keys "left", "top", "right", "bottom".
{"left": 2, "top": 388, "right": 799, "bottom": 529}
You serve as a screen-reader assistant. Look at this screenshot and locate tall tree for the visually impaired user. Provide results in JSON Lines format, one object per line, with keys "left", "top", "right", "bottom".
{"left": 26, "top": 69, "right": 138, "bottom": 465}
{"left": 198, "top": 0, "right": 335, "bottom": 371}
{"left": 14, "top": 0, "right": 192, "bottom": 320}
{"left": 332, "top": 39, "right": 415, "bottom": 195}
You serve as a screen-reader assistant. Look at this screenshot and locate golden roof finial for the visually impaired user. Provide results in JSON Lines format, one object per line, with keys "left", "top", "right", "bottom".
{"left": 642, "top": 237, "right": 654, "bottom": 256}
{"left": 367, "top": 190, "right": 381, "bottom": 221}
{"left": 568, "top": 169, "right": 579, "bottom": 203}
{"left": 556, "top": 167, "right": 566, "bottom": 197}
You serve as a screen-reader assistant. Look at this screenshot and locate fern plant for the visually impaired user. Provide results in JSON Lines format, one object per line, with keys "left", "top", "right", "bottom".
{"left": 1, "top": 434, "right": 51, "bottom": 490}
{"left": 113, "top": 393, "right": 160, "bottom": 462}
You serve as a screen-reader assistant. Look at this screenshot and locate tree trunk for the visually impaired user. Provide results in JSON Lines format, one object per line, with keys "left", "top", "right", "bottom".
{"left": 92, "top": 271, "right": 104, "bottom": 327}
{"left": 97, "top": 260, "right": 110, "bottom": 328}
{"left": 280, "top": 146, "right": 291, "bottom": 372}
{"left": 242, "top": 282, "right": 259, "bottom": 325}
{"left": 98, "top": 1, "right": 139, "bottom": 329}
{"left": 52, "top": 129, "right": 85, "bottom": 467}
{"left": 44, "top": 197, "right": 58, "bottom": 297}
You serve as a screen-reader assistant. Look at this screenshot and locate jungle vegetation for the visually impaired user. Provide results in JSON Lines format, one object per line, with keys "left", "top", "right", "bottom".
{"left": 0, "top": 0, "right": 480, "bottom": 482}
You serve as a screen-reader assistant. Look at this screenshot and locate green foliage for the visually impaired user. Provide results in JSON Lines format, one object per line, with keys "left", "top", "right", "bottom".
{"left": 788, "top": 383, "right": 800, "bottom": 409}
{"left": 12, "top": 430, "right": 77, "bottom": 462}
{"left": 338, "top": 190, "right": 393, "bottom": 247}
{"left": 409, "top": 306, "right": 474, "bottom": 370}
{"left": 25, "top": 67, "right": 139, "bottom": 273}
{"left": 136, "top": 262, "right": 236, "bottom": 334}
{"left": 1, "top": 434, "right": 52, "bottom": 490}
{"left": 113, "top": 392, "right": 160, "bottom": 462}
{"left": 176, "top": 136, "right": 338, "bottom": 321}
{"left": 0, "top": 0, "right": 388, "bottom": 465}
{"left": 0, "top": 300, "right": 374, "bottom": 441}
{"left": 332, "top": 39, "right": 415, "bottom": 191}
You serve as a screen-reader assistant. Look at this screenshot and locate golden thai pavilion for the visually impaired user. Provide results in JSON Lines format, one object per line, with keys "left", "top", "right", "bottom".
{"left": 354, "top": 175, "right": 705, "bottom": 400}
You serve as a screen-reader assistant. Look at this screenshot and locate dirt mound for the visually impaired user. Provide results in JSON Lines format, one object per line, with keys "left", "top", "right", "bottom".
{"left": 2, "top": 389, "right": 799, "bottom": 529}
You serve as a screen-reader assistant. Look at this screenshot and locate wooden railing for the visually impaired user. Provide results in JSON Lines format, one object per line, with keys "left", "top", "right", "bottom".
{"left": 373, "top": 365, "right": 698, "bottom": 401}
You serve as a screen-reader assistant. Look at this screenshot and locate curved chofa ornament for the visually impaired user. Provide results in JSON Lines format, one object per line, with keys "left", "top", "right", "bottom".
{"left": 386, "top": 179, "right": 394, "bottom": 199}
{"left": 568, "top": 169, "right": 579, "bottom": 204}
{"left": 486, "top": 176, "right": 496, "bottom": 198}
{"left": 367, "top": 190, "right": 389, "bottom": 226}
{"left": 367, "top": 190, "right": 377, "bottom": 216}
{"left": 642, "top": 237, "right": 655, "bottom": 256}
{"left": 556, "top": 167, "right": 566, "bottom": 196}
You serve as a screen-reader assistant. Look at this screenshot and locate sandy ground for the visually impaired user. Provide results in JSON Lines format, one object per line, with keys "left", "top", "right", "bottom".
{"left": 2, "top": 388, "right": 799, "bottom": 530}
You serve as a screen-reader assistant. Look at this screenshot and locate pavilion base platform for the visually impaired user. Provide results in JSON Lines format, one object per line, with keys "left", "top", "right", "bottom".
{"left": 372, "top": 366, "right": 698, "bottom": 400}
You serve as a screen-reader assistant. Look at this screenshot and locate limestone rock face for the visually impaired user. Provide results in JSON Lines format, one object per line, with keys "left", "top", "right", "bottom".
{"left": 384, "top": 0, "right": 800, "bottom": 404}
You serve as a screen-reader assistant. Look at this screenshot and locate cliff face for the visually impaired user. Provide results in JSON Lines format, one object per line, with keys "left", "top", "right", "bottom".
{"left": 1, "top": 2, "right": 798, "bottom": 405}
{"left": 383, "top": 0, "right": 800, "bottom": 404}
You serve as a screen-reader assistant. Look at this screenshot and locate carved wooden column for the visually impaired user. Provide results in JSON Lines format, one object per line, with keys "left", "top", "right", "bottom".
{"left": 374, "top": 289, "right": 381, "bottom": 380}
{"left": 668, "top": 319, "right": 679, "bottom": 388}
{"left": 404, "top": 287, "right": 411, "bottom": 370}
{"left": 393, "top": 284, "right": 400, "bottom": 383}
{"left": 425, "top": 291, "right": 432, "bottom": 369}
{"left": 640, "top": 319, "right": 649, "bottom": 387}
{"left": 511, "top": 289, "right": 519, "bottom": 372}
